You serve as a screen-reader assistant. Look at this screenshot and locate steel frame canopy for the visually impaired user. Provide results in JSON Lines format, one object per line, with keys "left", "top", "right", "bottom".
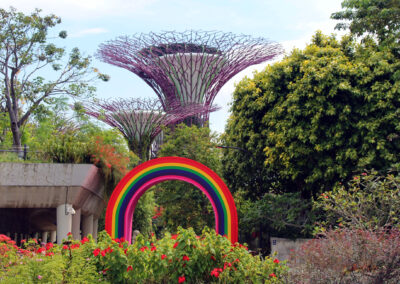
{"left": 83, "top": 98, "right": 217, "bottom": 161}
{"left": 97, "top": 30, "right": 283, "bottom": 122}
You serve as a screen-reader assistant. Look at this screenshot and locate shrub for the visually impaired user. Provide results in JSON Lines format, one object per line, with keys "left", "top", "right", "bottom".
{"left": 314, "top": 169, "right": 400, "bottom": 233}
{"left": 0, "top": 228, "right": 288, "bottom": 283}
{"left": 287, "top": 228, "right": 400, "bottom": 283}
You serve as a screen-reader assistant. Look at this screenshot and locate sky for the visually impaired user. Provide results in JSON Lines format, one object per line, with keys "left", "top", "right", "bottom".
{"left": 2, "top": 0, "right": 346, "bottom": 133}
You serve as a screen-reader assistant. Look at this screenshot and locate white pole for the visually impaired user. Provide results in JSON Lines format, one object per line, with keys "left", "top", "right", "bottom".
{"left": 56, "top": 204, "right": 73, "bottom": 244}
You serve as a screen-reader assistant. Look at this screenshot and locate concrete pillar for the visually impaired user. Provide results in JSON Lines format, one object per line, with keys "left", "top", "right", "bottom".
{"left": 14, "top": 233, "right": 17, "bottom": 242}
{"left": 50, "top": 231, "right": 57, "bottom": 243}
{"left": 71, "top": 208, "right": 81, "bottom": 240}
{"left": 56, "top": 204, "right": 73, "bottom": 244}
{"left": 42, "top": 232, "right": 48, "bottom": 244}
{"left": 34, "top": 232, "right": 39, "bottom": 241}
{"left": 92, "top": 218, "right": 98, "bottom": 241}
{"left": 82, "top": 214, "right": 93, "bottom": 237}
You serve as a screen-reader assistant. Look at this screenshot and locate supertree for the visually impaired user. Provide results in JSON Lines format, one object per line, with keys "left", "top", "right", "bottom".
{"left": 96, "top": 30, "right": 283, "bottom": 125}
{"left": 83, "top": 98, "right": 216, "bottom": 161}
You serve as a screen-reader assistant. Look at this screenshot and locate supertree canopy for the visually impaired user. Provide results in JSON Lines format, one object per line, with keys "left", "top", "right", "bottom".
{"left": 83, "top": 98, "right": 216, "bottom": 161}
{"left": 97, "top": 30, "right": 283, "bottom": 123}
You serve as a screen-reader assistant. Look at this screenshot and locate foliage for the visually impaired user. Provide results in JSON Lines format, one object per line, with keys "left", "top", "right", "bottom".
{"left": 155, "top": 124, "right": 223, "bottom": 234}
{"left": 287, "top": 228, "right": 400, "bottom": 283}
{"left": 239, "top": 192, "right": 315, "bottom": 241}
{"left": 332, "top": 0, "right": 400, "bottom": 44}
{"left": 224, "top": 32, "right": 400, "bottom": 198}
{"left": 0, "top": 235, "right": 99, "bottom": 283}
{"left": 0, "top": 228, "right": 288, "bottom": 283}
{"left": 314, "top": 169, "right": 400, "bottom": 233}
{"left": 221, "top": 126, "right": 280, "bottom": 200}
{"left": 0, "top": 7, "right": 108, "bottom": 148}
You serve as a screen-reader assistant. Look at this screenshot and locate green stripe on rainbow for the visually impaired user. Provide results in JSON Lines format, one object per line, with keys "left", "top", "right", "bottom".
{"left": 105, "top": 156, "right": 238, "bottom": 243}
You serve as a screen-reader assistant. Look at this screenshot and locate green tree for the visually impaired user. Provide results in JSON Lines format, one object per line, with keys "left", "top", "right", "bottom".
{"left": 155, "top": 124, "right": 222, "bottom": 234}
{"left": 0, "top": 7, "right": 108, "bottom": 150}
{"left": 332, "top": 0, "right": 400, "bottom": 44}
{"left": 224, "top": 32, "right": 400, "bottom": 198}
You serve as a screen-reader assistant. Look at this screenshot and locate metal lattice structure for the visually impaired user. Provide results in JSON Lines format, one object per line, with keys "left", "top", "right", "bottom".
{"left": 83, "top": 98, "right": 216, "bottom": 161}
{"left": 97, "top": 30, "right": 283, "bottom": 123}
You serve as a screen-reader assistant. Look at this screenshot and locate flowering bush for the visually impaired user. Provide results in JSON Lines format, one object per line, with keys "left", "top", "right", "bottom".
{"left": 287, "top": 228, "right": 400, "bottom": 283}
{"left": 0, "top": 228, "right": 287, "bottom": 283}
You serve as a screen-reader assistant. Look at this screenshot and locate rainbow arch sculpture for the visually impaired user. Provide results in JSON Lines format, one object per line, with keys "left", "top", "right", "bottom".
{"left": 105, "top": 156, "right": 238, "bottom": 243}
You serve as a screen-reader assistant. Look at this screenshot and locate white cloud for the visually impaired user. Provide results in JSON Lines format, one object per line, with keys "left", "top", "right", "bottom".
{"left": 1, "top": 0, "right": 157, "bottom": 20}
{"left": 69, "top": 28, "right": 108, "bottom": 38}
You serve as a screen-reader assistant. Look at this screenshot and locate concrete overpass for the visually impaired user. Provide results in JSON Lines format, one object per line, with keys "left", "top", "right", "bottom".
{"left": 0, "top": 163, "right": 105, "bottom": 244}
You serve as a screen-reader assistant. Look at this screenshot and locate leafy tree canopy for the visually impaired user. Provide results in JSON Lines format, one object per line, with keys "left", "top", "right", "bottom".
{"left": 332, "top": 0, "right": 400, "bottom": 44}
{"left": 0, "top": 7, "right": 108, "bottom": 148}
{"left": 223, "top": 32, "right": 400, "bottom": 198}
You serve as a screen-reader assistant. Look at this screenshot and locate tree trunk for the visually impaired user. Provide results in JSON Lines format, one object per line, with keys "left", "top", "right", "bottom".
{"left": 10, "top": 120, "right": 22, "bottom": 156}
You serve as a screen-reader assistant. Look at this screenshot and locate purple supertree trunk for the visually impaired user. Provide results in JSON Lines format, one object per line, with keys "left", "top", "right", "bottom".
{"left": 82, "top": 98, "right": 217, "bottom": 161}
{"left": 96, "top": 30, "right": 283, "bottom": 124}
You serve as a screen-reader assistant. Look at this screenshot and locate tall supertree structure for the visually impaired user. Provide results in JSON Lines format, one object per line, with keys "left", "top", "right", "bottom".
{"left": 97, "top": 30, "right": 283, "bottom": 125}
{"left": 83, "top": 98, "right": 216, "bottom": 161}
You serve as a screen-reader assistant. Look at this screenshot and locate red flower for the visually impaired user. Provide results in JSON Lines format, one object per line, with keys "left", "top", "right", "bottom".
{"left": 182, "top": 255, "right": 190, "bottom": 261}
{"left": 37, "top": 247, "right": 46, "bottom": 254}
{"left": 93, "top": 248, "right": 100, "bottom": 256}
{"left": 171, "top": 234, "right": 178, "bottom": 240}
{"left": 0, "top": 234, "right": 11, "bottom": 242}
{"left": 62, "top": 245, "right": 68, "bottom": 250}
{"left": 151, "top": 246, "right": 157, "bottom": 252}
{"left": 46, "top": 243, "right": 53, "bottom": 250}
{"left": 211, "top": 268, "right": 223, "bottom": 278}
{"left": 140, "top": 246, "right": 148, "bottom": 252}
{"left": 124, "top": 248, "right": 128, "bottom": 254}
{"left": 362, "top": 172, "right": 367, "bottom": 176}
{"left": 273, "top": 258, "right": 279, "bottom": 264}
{"left": 101, "top": 250, "right": 106, "bottom": 257}
{"left": 81, "top": 237, "right": 89, "bottom": 244}
{"left": 161, "top": 254, "right": 167, "bottom": 260}
{"left": 178, "top": 276, "right": 185, "bottom": 283}
{"left": 269, "top": 273, "right": 276, "bottom": 278}
{"left": 210, "top": 255, "right": 216, "bottom": 261}
{"left": 71, "top": 244, "right": 80, "bottom": 249}
{"left": 127, "top": 265, "right": 133, "bottom": 272}
{"left": 173, "top": 242, "right": 179, "bottom": 249}
{"left": 67, "top": 232, "right": 72, "bottom": 236}
{"left": 106, "top": 163, "right": 111, "bottom": 169}
{"left": 46, "top": 252, "right": 54, "bottom": 257}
